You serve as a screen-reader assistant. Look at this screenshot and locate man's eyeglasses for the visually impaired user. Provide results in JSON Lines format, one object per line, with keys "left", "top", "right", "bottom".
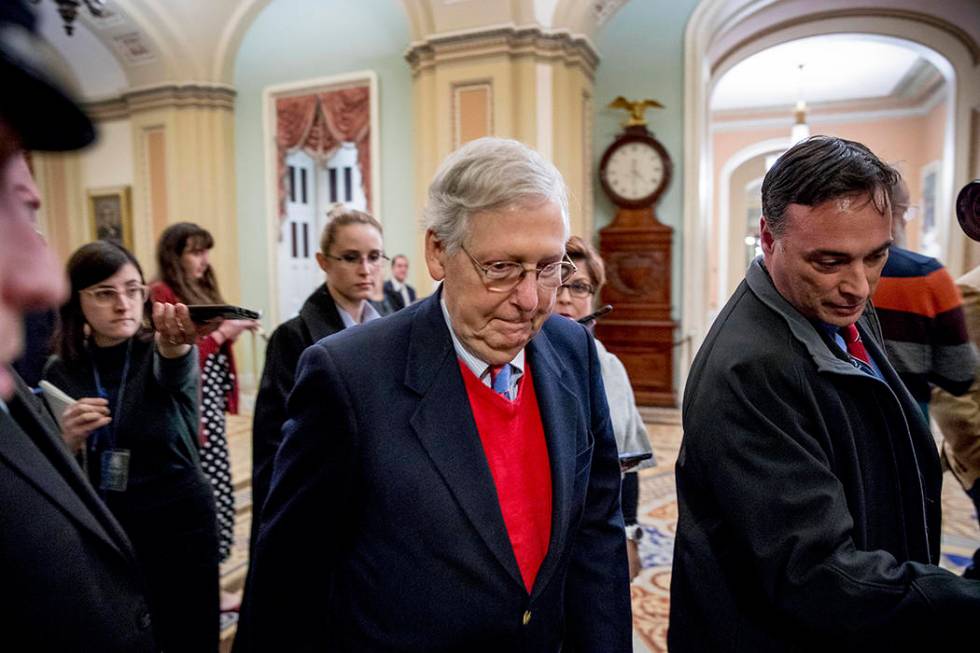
{"left": 80, "top": 285, "right": 148, "bottom": 306}
{"left": 462, "top": 247, "right": 577, "bottom": 293}
{"left": 324, "top": 250, "right": 390, "bottom": 268}
{"left": 557, "top": 280, "right": 596, "bottom": 298}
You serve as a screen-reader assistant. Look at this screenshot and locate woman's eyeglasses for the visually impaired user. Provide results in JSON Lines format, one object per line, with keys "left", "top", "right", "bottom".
{"left": 80, "top": 285, "right": 148, "bottom": 306}
{"left": 557, "top": 281, "right": 596, "bottom": 298}
{"left": 324, "top": 251, "right": 389, "bottom": 268}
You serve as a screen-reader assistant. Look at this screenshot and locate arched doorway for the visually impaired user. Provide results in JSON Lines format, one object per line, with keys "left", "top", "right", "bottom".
{"left": 681, "top": 2, "right": 979, "bottom": 389}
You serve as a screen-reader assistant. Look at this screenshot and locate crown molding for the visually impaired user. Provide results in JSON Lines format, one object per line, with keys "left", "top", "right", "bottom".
{"left": 84, "top": 83, "right": 237, "bottom": 121}
{"left": 710, "top": 93, "right": 948, "bottom": 133}
{"left": 404, "top": 24, "right": 600, "bottom": 79}
{"left": 714, "top": 8, "right": 979, "bottom": 75}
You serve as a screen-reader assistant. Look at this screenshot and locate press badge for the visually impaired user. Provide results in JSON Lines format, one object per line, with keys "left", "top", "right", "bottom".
{"left": 100, "top": 449, "right": 131, "bottom": 492}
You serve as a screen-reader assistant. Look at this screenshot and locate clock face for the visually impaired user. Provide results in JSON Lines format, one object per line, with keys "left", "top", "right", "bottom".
{"left": 604, "top": 141, "right": 665, "bottom": 202}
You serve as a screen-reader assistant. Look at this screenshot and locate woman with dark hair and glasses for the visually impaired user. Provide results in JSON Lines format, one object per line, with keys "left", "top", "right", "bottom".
{"left": 43, "top": 240, "right": 219, "bottom": 652}
{"left": 250, "top": 205, "right": 386, "bottom": 537}
{"left": 150, "top": 222, "right": 257, "bottom": 610}
{"left": 554, "top": 235, "right": 654, "bottom": 582}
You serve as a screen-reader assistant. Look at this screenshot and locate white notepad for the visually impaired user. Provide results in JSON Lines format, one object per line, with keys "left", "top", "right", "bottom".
{"left": 38, "top": 380, "right": 76, "bottom": 430}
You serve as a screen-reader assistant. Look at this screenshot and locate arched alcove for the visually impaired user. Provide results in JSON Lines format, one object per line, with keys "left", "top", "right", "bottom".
{"left": 681, "top": 2, "right": 979, "bottom": 390}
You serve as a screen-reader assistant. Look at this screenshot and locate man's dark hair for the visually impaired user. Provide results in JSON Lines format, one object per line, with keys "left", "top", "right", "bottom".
{"left": 761, "top": 136, "right": 898, "bottom": 237}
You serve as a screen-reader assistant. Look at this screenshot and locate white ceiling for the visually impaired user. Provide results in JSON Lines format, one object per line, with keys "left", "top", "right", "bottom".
{"left": 35, "top": 0, "right": 129, "bottom": 101}
{"left": 711, "top": 35, "right": 926, "bottom": 111}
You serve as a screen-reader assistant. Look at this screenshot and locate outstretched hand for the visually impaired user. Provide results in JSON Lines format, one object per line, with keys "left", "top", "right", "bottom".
{"left": 152, "top": 301, "right": 197, "bottom": 358}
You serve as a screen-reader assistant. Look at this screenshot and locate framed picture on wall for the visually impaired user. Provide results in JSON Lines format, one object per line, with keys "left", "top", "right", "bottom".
{"left": 919, "top": 161, "right": 940, "bottom": 258}
{"left": 88, "top": 186, "right": 133, "bottom": 251}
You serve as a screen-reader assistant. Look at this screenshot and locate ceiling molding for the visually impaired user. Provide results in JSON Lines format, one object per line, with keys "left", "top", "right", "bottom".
{"left": 404, "top": 25, "right": 599, "bottom": 79}
{"left": 710, "top": 90, "right": 948, "bottom": 133}
{"left": 713, "top": 8, "right": 979, "bottom": 75}
{"left": 893, "top": 58, "right": 943, "bottom": 101}
{"left": 84, "top": 83, "right": 236, "bottom": 121}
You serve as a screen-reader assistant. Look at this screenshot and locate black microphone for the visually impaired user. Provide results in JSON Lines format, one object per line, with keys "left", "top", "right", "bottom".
{"left": 577, "top": 304, "right": 613, "bottom": 325}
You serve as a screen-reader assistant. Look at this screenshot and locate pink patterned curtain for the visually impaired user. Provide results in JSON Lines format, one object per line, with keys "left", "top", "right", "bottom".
{"left": 321, "top": 87, "right": 371, "bottom": 211}
{"left": 275, "top": 85, "right": 371, "bottom": 224}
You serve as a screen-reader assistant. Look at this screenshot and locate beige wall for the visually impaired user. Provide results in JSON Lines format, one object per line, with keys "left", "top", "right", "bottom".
{"left": 80, "top": 120, "right": 134, "bottom": 191}
{"left": 407, "top": 28, "right": 598, "bottom": 294}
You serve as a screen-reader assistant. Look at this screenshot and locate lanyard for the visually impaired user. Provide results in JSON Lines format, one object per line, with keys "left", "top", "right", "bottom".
{"left": 89, "top": 338, "right": 133, "bottom": 452}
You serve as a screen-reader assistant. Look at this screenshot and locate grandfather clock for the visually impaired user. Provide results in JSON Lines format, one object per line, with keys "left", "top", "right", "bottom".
{"left": 595, "top": 97, "right": 677, "bottom": 406}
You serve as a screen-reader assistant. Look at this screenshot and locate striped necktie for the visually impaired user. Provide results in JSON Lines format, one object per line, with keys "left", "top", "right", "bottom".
{"left": 490, "top": 364, "right": 511, "bottom": 399}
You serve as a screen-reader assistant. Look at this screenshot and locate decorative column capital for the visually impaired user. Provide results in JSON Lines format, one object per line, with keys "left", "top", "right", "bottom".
{"left": 405, "top": 26, "right": 600, "bottom": 80}
{"left": 84, "top": 83, "right": 237, "bottom": 121}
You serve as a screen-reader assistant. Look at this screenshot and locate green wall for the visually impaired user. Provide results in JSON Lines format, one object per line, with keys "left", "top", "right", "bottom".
{"left": 233, "top": 0, "right": 413, "bottom": 324}
{"left": 593, "top": 0, "right": 701, "bottom": 322}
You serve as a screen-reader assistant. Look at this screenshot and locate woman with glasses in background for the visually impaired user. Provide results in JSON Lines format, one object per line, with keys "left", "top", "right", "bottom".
{"left": 150, "top": 222, "right": 258, "bottom": 612}
{"left": 553, "top": 235, "right": 654, "bottom": 582}
{"left": 43, "top": 240, "right": 219, "bottom": 652}
{"left": 250, "top": 205, "right": 387, "bottom": 538}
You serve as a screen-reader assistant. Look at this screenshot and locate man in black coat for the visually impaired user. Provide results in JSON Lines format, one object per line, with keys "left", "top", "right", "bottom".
{"left": 0, "top": 2, "right": 157, "bottom": 650}
{"left": 383, "top": 254, "right": 417, "bottom": 310}
{"left": 670, "top": 136, "right": 980, "bottom": 652}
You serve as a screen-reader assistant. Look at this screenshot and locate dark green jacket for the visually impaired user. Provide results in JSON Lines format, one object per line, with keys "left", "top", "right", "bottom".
{"left": 43, "top": 338, "right": 204, "bottom": 508}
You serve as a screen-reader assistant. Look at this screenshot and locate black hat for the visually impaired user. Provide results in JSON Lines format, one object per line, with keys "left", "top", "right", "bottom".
{"left": 0, "top": 0, "right": 95, "bottom": 151}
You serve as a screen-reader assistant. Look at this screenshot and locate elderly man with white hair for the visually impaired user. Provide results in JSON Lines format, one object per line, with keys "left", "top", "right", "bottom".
{"left": 237, "top": 137, "right": 632, "bottom": 652}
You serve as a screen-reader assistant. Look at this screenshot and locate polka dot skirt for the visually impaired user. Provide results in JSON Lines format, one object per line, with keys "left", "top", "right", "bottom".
{"left": 201, "top": 352, "right": 235, "bottom": 562}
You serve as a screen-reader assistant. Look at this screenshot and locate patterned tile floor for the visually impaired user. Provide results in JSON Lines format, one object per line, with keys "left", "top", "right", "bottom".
{"left": 223, "top": 408, "right": 980, "bottom": 652}
{"left": 629, "top": 411, "right": 980, "bottom": 653}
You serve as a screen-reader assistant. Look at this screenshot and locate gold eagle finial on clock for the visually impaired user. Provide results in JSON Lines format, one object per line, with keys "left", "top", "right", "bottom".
{"left": 608, "top": 96, "right": 664, "bottom": 127}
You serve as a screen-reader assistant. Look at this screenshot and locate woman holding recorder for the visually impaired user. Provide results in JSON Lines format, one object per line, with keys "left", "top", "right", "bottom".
{"left": 44, "top": 240, "right": 218, "bottom": 651}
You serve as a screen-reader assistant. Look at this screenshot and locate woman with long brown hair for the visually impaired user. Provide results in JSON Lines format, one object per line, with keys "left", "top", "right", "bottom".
{"left": 150, "top": 222, "right": 257, "bottom": 608}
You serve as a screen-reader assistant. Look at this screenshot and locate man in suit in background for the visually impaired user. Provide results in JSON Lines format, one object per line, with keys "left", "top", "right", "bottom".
{"left": 237, "top": 137, "right": 631, "bottom": 652}
{"left": 0, "top": 1, "right": 157, "bottom": 650}
{"left": 383, "top": 253, "right": 417, "bottom": 310}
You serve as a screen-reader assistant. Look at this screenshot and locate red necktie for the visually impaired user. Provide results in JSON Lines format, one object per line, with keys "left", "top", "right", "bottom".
{"left": 840, "top": 324, "right": 871, "bottom": 366}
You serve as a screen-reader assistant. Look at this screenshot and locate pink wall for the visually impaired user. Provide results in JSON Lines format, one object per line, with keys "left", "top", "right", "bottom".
{"left": 709, "top": 104, "right": 948, "bottom": 305}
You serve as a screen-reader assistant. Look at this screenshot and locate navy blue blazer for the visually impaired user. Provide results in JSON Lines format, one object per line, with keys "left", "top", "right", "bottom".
{"left": 237, "top": 292, "right": 631, "bottom": 652}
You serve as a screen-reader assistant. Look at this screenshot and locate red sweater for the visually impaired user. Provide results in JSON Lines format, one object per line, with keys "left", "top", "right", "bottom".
{"left": 459, "top": 360, "right": 552, "bottom": 591}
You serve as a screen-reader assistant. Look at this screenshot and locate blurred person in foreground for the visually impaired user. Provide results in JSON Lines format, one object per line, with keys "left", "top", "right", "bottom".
{"left": 932, "top": 180, "right": 980, "bottom": 581}
{"left": 250, "top": 206, "right": 386, "bottom": 545}
{"left": 670, "top": 136, "right": 980, "bottom": 652}
{"left": 236, "top": 137, "right": 631, "bottom": 652}
{"left": 554, "top": 235, "right": 654, "bottom": 580}
{"left": 0, "top": 2, "right": 157, "bottom": 648}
